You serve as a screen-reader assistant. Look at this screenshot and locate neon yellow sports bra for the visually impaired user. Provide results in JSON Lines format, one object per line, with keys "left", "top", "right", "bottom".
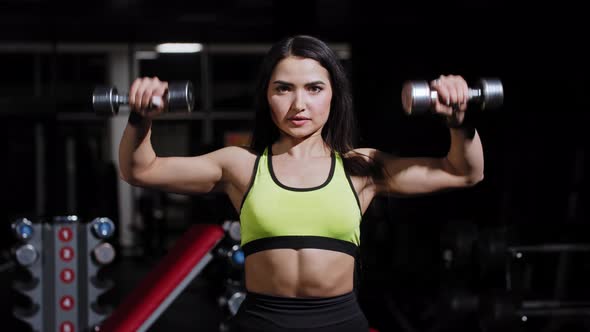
{"left": 239, "top": 146, "right": 362, "bottom": 258}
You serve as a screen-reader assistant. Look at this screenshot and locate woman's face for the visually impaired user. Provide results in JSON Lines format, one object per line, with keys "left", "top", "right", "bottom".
{"left": 267, "top": 56, "right": 333, "bottom": 140}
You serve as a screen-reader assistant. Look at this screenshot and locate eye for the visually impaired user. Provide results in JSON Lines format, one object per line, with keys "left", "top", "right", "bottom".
{"left": 308, "top": 85, "right": 323, "bottom": 93}
{"left": 276, "top": 85, "right": 290, "bottom": 93}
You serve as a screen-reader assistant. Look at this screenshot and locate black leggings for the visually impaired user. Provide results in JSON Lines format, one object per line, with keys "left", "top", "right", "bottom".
{"left": 228, "top": 290, "right": 369, "bottom": 332}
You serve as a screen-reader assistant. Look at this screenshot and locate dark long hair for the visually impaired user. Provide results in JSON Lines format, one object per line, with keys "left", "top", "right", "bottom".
{"left": 250, "top": 35, "right": 357, "bottom": 154}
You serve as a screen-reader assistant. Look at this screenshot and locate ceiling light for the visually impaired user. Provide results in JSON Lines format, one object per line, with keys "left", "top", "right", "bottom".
{"left": 156, "top": 43, "right": 203, "bottom": 53}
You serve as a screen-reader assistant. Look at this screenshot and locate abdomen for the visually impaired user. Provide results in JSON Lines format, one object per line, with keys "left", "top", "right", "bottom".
{"left": 244, "top": 248, "right": 355, "bottom": 298}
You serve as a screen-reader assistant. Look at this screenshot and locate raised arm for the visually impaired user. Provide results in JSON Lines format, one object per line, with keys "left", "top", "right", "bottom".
{"left": 358, "top": 75, "right": 485, "bottom": 196}
{"left": 118, "top": 77, "right": 231, "bottom": 194}
{"left": 363, "top": 127, "right": 484, "bottom": 195}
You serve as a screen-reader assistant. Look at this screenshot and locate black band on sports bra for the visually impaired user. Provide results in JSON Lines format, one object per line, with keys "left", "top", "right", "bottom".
{"left": 242, "top": 235, "right": 359, "bottom": 258}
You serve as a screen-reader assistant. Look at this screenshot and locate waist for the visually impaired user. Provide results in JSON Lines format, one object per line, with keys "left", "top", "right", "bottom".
{"left": 245, "top": 289, "right": 357, "bottom": 306}
{"left": 233, "top": 290, "right": 367, "bottom": 329}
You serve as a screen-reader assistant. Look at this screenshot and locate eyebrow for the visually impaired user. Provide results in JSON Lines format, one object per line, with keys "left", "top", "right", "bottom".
{"left": 272, "top": 80, "right": 326, "bottom": 86}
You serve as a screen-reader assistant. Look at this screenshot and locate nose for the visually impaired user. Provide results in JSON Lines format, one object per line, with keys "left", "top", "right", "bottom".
{"left": 292, "top": 89, "right": 306, "bottom": 111}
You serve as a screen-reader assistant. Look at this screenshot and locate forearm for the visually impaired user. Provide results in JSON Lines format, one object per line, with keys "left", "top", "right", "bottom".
{"left": 118, "top": 114, "right": 157, "bottom": 183}
{"left": 444, "top": 127, "right": 484, "bottom": 182}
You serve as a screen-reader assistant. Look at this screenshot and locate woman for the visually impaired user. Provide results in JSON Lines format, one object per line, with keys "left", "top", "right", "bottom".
{"left": 119, "top": 35, "right": 484, "bottom": 331}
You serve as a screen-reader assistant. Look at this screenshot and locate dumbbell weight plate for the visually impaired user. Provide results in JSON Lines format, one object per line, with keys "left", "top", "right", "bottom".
{"left": 93, "top": 86, "right": 120, "bottom": 116}
{"left": 401, "top": 80, "right": 432, "bottom": 115}
{"left": 167, "top": 81, "right": 195, "bottom": 112}
{"left": 476, "top": 78, "right": 504, "bottom": 110}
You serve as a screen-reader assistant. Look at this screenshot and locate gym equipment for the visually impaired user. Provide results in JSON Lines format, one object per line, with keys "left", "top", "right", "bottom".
{"left": 92, "top": 81, "right": 195, "bottom": 116}
{"left": 445, "top": 290, "right": 590, "bottom": 332}
{"left": 217, "top": 244, "right": 245, "bottom": 269}
{"left": 442, "top": 225, "right": 590, "bottom": 274}
{"left": 92, "top": 242, "right": 116, "bottom": 265}
{"left": 99, "top": 224, "right": 226, "bottom": 332}
{"left": 479, "top": 228, "right": 590, "bottom": 274}
{"left": 401, "top": 78, "right": 504, "bottom": 115}
{"left": 14, "top": 244, "right": 39, "bottom": 267}
{"left": 91, "top": 217, "right": 116, "bottom": 239}
{"left": 218, "top": 278, "right": 247, "bottom": 332}
{"left": 12, "top": 217, "right": 34, "bottom": 241}
{"left": 11, "top": 216, "right": 116, "bottom": 332}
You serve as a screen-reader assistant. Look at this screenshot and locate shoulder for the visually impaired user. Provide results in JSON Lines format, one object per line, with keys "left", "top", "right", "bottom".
{"left": 221, "top": 145, "right": 257, "bottom": 155}
{"left": 340, "top": 147, "right": 385, "bottom": 179}
{"left": 209, "top": 145, "right": 259, "bottom": 168}
{"left": 210, "top": 146, "right": 260, "bottom": 189}
{"left": 344, "top": 147, "right": 401, "bottom": 163}
{"left": 343, "top": 147, "right": 377, "bottom": 161}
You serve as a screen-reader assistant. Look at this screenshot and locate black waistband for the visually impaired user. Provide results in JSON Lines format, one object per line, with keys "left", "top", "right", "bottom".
{"left": 245, "top": 289, "right": 356, "bottom": 305}
{"left": 234, "top": 290, "right": 367, "bottom": 330}
{"left": 241, "top": 236, "right": 358, "bottom": 258}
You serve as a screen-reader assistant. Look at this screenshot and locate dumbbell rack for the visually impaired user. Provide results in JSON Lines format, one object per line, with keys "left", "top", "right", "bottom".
{"left": 11, "top": 216, "right": 115, "bottom": 332}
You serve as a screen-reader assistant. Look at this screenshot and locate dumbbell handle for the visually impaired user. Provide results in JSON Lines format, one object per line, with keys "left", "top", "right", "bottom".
{"left": 429, "top": 88, "right": 482, "bottom": 104}
{"left": 105, "top": 94, "right": 163, "bottom": 108}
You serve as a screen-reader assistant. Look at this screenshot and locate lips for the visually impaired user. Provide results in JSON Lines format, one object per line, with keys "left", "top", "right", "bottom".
{"left": 288, "top": 117, "right": 310, "bottom": 126}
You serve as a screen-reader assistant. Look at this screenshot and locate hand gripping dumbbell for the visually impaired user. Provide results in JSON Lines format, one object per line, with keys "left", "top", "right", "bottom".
{"left": 92, "top": 81, "right": 195, "bottom": 116}
{"left": 401, "top": 78, "right": 504, "bottom": 115}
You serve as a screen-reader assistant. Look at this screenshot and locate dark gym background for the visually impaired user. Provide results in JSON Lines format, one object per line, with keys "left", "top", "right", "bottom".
{"left": 1, "top": 1, "right": 588, "bottom": 331}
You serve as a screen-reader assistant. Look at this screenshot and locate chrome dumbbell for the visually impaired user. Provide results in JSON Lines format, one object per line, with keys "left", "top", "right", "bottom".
{"left": 92, "top": 81, "right": 195, "bottom": 116}
{"left": 401, "top": 78, "right": 504, "bottom": 115}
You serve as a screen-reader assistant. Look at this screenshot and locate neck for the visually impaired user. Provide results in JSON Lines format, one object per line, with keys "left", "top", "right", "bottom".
{"left": 273, "top": 133, "right": 330, "bottom": 159}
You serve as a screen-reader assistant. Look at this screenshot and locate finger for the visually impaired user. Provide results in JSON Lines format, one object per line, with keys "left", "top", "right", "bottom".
{"left": 135, "top": 78, "right": 152, "bottom": 111}
{"left": 148, "top": 78, "right": 166, "bottom": 110}
{"left": 461, "top": 78, "right": 469, "bottom": 105}
{"left": 151, "top": 95, "right": 166, "bottom": 111}
{"left": 129, "top": 78, "right": 143, "bottom": 111}
{"left": 436, "top": 81, "right": 451, "bottom": 108}
{"left": 435, "top": 92, "right": 453, "bottom": 117}
{"left": 447, "top": 77, "right": 458, "bottom": 107}
{"left": 449, "top": 76, "right": 464, "bottom": 106}
{"left": 432, "top": 75, "right": 457, "bottom": 115}
{"left": 453, "top": 75, "right": 468, "bottom": 106}
{"left": 151, "top": 77, "right": 168, "bottom": 111}
{"left": 153, "top": 83, "right": 168, "bottom": 100}
{"left": 457, "top": 77, "right": 469, "bottom": 111}
{"left": 141, "top": 77, "right": 161, "bottom": 110}
{"left": 429, "top": 76, "right": 442, "bottom": 89}
{"left": 140, "top": 87, "right": 153, "bottom": 110}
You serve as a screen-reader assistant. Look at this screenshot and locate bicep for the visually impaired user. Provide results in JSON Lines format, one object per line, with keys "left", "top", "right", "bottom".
{"left": 130, "top": 149, "right": 228, "bottom": 194}
{"left": 374, "top": 151, "right": 475, "bottom": 195}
